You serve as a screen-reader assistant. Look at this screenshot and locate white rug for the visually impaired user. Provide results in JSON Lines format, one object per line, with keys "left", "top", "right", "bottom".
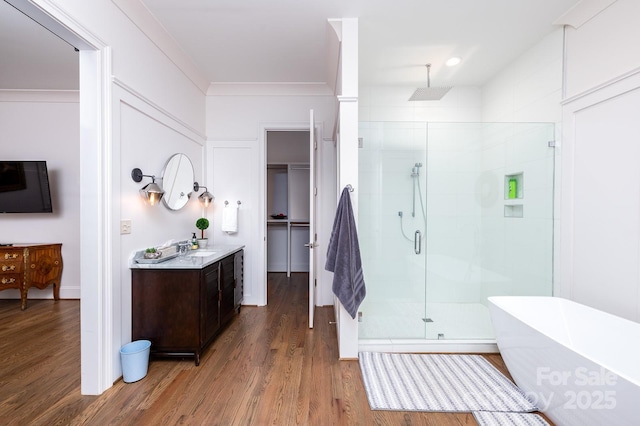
{"left": 473, "top": 411, "right": 550, "bottom": 426}
{"left": 358, "top": 352, "right": 537, "bottom": 412}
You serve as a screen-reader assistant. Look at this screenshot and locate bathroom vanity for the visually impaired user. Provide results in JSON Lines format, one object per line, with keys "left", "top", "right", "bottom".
{"left": 130, "top": 245, "right": 244, "bottom": 365}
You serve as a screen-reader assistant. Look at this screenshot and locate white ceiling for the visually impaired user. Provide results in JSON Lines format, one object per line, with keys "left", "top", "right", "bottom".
{"left": 0, "top": 0, "right": 581, "bottom": 91}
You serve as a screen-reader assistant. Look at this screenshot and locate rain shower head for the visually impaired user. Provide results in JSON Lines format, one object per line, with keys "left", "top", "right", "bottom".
{"left": 409, "top": 64, "right": 452, "bottom": 101}
{"left": 409, "top": 86, "right": 452, "bottom": 101}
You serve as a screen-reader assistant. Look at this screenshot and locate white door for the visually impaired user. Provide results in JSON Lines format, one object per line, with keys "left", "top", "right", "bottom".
{"left": 307, "top": 110, "right": 317, "bottom": 328}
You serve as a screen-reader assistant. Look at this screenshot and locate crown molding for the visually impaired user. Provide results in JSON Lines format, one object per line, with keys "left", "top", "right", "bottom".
{"left": 553, "top": 0, "right": 617, "bottom": 29}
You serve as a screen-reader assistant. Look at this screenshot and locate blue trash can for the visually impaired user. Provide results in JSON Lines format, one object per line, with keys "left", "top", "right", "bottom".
{"left": 120, "top": 340, "right": 151, "bottom": 383}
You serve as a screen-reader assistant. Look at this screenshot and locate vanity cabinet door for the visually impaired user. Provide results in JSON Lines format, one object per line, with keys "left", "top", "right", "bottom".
{"left": 132, "top": 269, "right": 200, "bottom": 351}
{"left": 219, "top": 255, "right": 235, "bottom": 326}
{"left": 202, "top": 262, "right": 220, "bottom": 346}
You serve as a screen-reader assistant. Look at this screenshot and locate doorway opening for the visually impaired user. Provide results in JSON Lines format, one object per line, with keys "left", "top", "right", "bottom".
{"left": 6, "top": 0, "right": 111, "bottom": 394}
{"left": 266, "top": 130, "right": 311, "bottom": 304}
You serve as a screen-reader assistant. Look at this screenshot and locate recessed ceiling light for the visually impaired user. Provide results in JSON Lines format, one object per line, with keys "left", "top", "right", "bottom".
{"left": 445, "top": 57, "right": 461, "bottom": 67}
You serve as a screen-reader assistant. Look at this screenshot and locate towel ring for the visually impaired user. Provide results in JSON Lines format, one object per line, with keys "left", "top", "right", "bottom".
{"left": 346, "top": 184, "right": 354, "bottom": 192}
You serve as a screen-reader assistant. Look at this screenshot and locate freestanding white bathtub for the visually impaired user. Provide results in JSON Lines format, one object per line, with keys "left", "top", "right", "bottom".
{"left": 488, "top": 296, "right": 640, "bottom": 426}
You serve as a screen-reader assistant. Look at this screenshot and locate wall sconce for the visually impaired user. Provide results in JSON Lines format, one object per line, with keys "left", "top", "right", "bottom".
{"left": 193, "top": 182, "right": 214, "bottom": 207}
{"left": 131, "top": 168, "right": 165, "bottom": 206}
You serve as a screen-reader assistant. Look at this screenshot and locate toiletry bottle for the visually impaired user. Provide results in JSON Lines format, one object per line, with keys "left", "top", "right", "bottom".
{"left": 191, "top": 232, "right": 198, "bottom": 250}
{"left": 508, "top": 178, "right": 517, "bottom": 199}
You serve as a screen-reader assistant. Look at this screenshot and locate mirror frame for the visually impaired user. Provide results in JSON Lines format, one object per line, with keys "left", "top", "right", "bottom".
{"left": 161, "top": 153, "right": 194, "bottom": 211}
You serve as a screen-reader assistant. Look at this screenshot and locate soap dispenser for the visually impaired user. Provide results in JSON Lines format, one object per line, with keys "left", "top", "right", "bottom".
{"left": 191, "top": 232, "right": 198, "bottom": 250}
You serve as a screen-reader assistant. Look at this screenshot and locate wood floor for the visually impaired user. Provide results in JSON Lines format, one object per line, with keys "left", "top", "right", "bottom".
{"left": 0, "top": 273, "right": 541, "bottom": 425}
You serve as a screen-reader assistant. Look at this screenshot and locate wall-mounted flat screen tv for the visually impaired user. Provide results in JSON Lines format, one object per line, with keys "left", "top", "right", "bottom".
{"left": 0, "top": 161, "right": 53, "bottom": 213}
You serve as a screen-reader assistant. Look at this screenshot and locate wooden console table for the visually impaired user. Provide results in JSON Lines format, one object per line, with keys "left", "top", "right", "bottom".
{"left": 0, "top": 244, "right": 63, "bottom": 310}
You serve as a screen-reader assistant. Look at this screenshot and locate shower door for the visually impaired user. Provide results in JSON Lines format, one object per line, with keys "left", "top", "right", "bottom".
{"left": 422, "top": 123, "right": 490, "bottom": 340}
{"left": 357, "top": 122, "right": 429, "bottom": 339}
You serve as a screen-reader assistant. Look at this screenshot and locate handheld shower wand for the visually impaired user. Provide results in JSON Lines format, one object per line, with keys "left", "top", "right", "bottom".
{"left": 399, "top": 162, "right": 427, "bottom": 252}
{"left": 411, "top": 163, "right": 422, "bottom": 217}
{"left": 411, "top": 163, "right": 421, "bottom": 177}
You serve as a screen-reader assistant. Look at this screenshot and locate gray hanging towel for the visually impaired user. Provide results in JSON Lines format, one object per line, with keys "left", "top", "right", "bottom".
{"left": 325, "top": 187, "right": 366, "bottom": 319}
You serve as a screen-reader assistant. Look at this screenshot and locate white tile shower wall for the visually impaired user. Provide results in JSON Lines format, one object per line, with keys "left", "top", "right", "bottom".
{"left": 359, "top": 86, "right": 482, "bottom": 123}
{"left": 478, "top": 124, "right": 555, "bottom": 302}
{"left": 481, "top": 29, "right": 563, "bottom": 299}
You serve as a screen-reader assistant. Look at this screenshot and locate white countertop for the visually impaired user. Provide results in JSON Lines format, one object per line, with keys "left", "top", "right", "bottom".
{"left": 129, "top": 245, "right": 244, "bottom": 270}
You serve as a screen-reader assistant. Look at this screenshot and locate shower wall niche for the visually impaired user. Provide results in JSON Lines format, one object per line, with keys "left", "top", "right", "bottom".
{"left": 504, "top": 172, "right": 524, "bottom": 218}
{"left": 357, "top": 122, "right": 555, "bottom": 346}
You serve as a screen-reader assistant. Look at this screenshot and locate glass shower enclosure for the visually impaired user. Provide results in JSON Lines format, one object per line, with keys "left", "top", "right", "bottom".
{"left": 357, "top": 122, "right": 555, "bottom": 345}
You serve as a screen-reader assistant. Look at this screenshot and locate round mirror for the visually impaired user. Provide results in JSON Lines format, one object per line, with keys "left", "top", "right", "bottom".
{"left": 161, "top": 153, "right": 194, "bottom": 210}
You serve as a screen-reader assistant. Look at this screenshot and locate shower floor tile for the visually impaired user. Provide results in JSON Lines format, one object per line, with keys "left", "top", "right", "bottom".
{"left": 358, "top": 302, "right": 494, "bottom": 340}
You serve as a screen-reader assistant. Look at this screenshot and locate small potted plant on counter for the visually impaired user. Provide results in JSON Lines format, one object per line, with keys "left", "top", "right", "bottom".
{"left": 196, "top": 217, "right": 210, "bottom": 248}
{"left": 143, "top": 247, "right": 161, "bottom": 259}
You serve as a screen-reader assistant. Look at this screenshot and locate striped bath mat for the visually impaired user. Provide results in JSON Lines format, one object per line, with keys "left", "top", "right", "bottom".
{"left": 358, "top": 352, "right": 537, "bottom": 412}
{"left": 473, "top": 411, "right": 550, "bottom": 426}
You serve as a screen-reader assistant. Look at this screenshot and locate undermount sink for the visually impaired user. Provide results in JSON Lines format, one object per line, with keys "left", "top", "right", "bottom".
{"left": 188, "top": 251, "right": 217, "bottom": 257}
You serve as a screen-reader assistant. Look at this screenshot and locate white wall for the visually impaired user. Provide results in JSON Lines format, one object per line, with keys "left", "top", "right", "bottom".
{"left": 563, "top": 0, "right": 640, "bottom": 99}
{"left": 482, "top": 28, "right": 564, "bottom": 124}
{"left": 267, "top": 131, "right": 309, "bottom": 164}
{"left": 206, "top": 94, "right": 336, "bottom": 306}
{"left": 560, "top": 0, "right": 640, "bottom": 322}
{"left": 0, "top": 91, "right": 80, "bottom": 300}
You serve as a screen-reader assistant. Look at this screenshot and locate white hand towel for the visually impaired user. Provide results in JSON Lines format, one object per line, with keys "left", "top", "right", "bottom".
{"left": 222, "top": 205, "right": 238, "bottom": 234}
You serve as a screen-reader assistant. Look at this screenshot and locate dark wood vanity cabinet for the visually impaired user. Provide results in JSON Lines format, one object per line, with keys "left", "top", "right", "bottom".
{"left": 131, "top": 250, "right": 243, "bottom": 365}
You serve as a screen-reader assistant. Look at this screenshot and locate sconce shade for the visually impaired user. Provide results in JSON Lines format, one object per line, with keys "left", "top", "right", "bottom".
{"left": 140, "top": 182, "right": 164, "bottom": 206}
{"left": 193, "top": 182, "right": 214, "bottom": 207}
{"left": 198, "top": 191, "right": 214, "bottom": 207}
{"left": 132, "top": 167, "right": 165, "bottom": 206}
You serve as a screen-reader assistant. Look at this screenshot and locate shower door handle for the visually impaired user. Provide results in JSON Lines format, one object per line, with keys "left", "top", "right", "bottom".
{"left": 414, "top": 230, "right": 422, "bottom": 254}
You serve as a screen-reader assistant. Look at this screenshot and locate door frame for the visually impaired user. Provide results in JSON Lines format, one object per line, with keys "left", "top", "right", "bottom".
{"left": 258, "top": 121, "right": 321, "bottom": 309}
{"left": 7, "top": 0, "right": 114, "bottom": 394}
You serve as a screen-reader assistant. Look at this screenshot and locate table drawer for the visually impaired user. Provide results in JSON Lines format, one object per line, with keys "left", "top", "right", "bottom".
{"left": 1, "top": 252, "right": 23, "bottom": 261}
{"left": 1, "top": 262, "right": 23, "bottom": 273}
{"left": 0, "top": 274, "right": 22, "bottom": 289}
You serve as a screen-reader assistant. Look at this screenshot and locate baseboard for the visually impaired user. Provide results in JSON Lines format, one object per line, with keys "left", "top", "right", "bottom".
{"left": 0, "top": 287, "right": 81, "bottom": 300}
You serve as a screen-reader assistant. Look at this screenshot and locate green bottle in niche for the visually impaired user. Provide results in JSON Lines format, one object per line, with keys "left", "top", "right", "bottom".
{"left": 508, "top": 178, "right": 517, "bottom": 199}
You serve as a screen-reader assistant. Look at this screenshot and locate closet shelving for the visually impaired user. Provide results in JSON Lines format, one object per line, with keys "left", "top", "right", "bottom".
{"left": 267, "top": 163, "right": 310, "bottom": 276}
